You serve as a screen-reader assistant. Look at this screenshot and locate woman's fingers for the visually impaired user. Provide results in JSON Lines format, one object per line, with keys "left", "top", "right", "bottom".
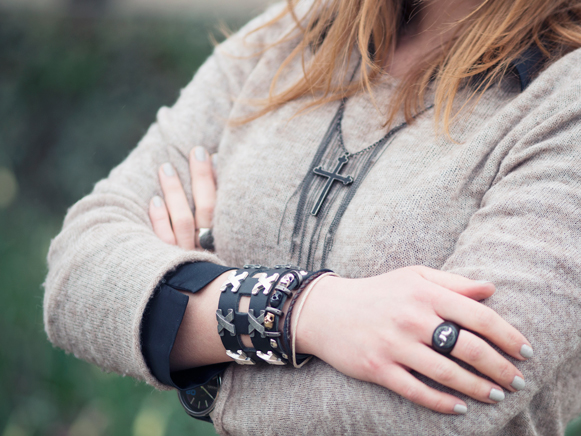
{"left": 408, "top": 265, "right": 495, "bottom": 301}
{"left": 377, "top": 364, "right": 468, "bottom": 415}
{"left": 211, "top": 153, "right": 218, "bottom": 182}
{"left": 395, "top": 311, "right": 520, "bottom": 404}
{"left": 159, "top": 163, "right": 196, "bottom": 250}
{"left": 396, "top": 309, "right": 525, "bottom": 398}
{"left": 154, "top": 150, "right": 216, "bottom": 251}
{"left": 189, "top": 147, "right": 216, "bottom": 245}
{"left": 450, "top": 330, "right": 526, "bottom": 393}
{"left": 404, "top": 344, "right": 506, "bottom": 405}
{"left": 149, "top": 196, "right": 177, "bottom": 245}
{"left": 432, "top": 292, "right": 532, "bottom": 361}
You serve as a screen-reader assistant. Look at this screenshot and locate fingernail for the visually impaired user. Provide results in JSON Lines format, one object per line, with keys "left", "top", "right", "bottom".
{"left": 511, "top": 376, "right": 525, "bottom": 391}
{"left": 520, "top": 344, "right": 533, "bottom": 359}
{"left": 194, "top": 146, "right": 207, "bottom": 162}
{"left": 454, "top": 404, "right": 468, "bottom": 414}
{"left": 489, "top": 388, "right": 505, "bottom": 402}
{"left": 163, "top": 163, "right": 175, "bottom": 177}
{"left": 152, "top": 196, "right": 163, "bottom": 208}
{"left": 211, "top": 153, "right": 218, "bottom": 170}
{"left": 475, "top": 280, "right": 492, "bottom": 285}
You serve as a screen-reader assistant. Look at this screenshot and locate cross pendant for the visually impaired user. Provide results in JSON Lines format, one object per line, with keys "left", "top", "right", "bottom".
{"left": 311, "top": 154, "right": 354, "bottom": 216}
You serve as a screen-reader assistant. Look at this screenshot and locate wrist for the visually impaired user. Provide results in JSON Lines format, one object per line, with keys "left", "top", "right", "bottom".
{"left": 294, "top": 274, "right": 340, "bottom": 356}
{"left": 170, "top": 271, "right": 232, "bottom": 371}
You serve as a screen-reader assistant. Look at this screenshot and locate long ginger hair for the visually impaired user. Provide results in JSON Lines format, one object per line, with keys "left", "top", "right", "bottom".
{"left": 243, "top": 0, "right": 581, "bottom": 134}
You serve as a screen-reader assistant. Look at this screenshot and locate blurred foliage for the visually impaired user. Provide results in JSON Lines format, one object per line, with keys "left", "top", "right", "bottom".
{"left": 0, "top": 7, "right": 246, "bottom": 436}
{"left": 1, "top": 5, "right": 581, "bottom": 436}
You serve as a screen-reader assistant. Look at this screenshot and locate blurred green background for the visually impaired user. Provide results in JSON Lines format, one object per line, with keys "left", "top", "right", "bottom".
{"left": 0, "top": 1, "right": 256, "bottom": 435}
{"left": 1, "top": 1, "right": 581, "bottom": 435}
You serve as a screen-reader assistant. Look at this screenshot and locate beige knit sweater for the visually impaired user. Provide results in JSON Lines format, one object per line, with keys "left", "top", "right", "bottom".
{"left": 44, "top": 2, "right": 581, "bottom": 435}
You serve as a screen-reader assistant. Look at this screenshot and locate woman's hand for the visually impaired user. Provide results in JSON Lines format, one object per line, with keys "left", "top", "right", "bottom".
{"left": 148, "top": 146, "right": 217, "bottom": 250}
{"left": 296, "top": 268, "right": 532, "bottom": 415}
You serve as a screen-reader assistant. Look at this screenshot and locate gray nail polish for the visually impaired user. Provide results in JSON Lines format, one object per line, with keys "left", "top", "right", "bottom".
{"left": 511, "top": 376, "right": 525, "bottom": 391}
{"left": 520, "top": 344, "right": 534, "bottom": 359}
{"left": 163, "top": 163, "right": 175, "bottom": 177}
{"left": 195, "top": 146, "right": 207, "bottom": 162}
{"left": 489, "top": 389, "right": 505, "bottom": 402}
{"left": 152, "top": 196, "right": 163, "bottom": 208}
{"left": 212, "top": 153, "right": 218, "bottom": 170}
{"left": 454, "top": 404, "right": 468, "bottom": 415}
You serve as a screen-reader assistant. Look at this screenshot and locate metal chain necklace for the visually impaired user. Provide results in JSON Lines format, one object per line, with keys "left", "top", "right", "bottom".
{"left": 310, "top": 98, "right": 417, "bottom": 216}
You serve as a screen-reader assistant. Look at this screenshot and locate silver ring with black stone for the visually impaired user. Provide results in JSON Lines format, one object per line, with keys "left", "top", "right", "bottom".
{"left": 431, "top": 321, "right": 460, "bottom": 354}
{"left": 198, "top": 228, "right": 215, "bottom": 251}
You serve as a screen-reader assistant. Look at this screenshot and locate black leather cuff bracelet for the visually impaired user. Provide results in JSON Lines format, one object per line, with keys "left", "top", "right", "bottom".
{"left": 216, "top": 264, "right": 330, "bottom": 366}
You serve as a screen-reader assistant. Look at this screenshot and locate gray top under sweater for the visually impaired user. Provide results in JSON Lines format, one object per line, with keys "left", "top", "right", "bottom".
{"left": 43, "top": 2, "right": 581, "bottom": 435}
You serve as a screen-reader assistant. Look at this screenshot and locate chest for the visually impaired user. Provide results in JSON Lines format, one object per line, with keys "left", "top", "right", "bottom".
{"left": 212, "top": 86, "right": 514, "bottom": 276}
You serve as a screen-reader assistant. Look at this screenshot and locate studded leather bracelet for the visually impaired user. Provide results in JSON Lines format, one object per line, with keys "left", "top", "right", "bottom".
{"left": 216, "top": 264, "right": 331, "bottom": 366}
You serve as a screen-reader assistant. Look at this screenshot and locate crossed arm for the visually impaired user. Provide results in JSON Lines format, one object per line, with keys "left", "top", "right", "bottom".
{"left": 147, "top": 149, "right": 531, "bottom": 416}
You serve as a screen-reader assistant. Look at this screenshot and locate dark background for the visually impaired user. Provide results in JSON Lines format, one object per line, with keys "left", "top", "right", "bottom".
{"left": 1, "top": 0, "right": 581, "bottom": 435}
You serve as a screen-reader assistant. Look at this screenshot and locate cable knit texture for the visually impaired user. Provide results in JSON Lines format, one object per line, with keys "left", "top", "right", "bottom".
{"left": 44, "top": 2, "right": 581, "bottom": 435}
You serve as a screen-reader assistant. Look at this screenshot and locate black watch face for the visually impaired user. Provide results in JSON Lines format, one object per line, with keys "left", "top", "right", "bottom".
{"left": 178, "top": 375, "right": 221, "bottom": 418}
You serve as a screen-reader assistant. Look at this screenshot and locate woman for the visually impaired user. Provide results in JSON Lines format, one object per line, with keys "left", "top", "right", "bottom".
{"left": 44, "top": 0, "right": 581, "bottom": 434}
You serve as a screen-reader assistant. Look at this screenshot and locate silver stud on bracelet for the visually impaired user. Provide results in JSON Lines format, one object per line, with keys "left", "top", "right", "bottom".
{"left": 226, "top": 350, "right": 256, "bottom": 365}
{"left": 219, "top": 271, "right": 248, "bottom": 293}
{"left": 250, "top": 273, "right": 279, "bottom": 295}
{"left": 216, "top": 309, "right": 236, "bottom": 336}
{"left": 248, "top": 309, "right": 265, "bottom": 338}
{"left": 256, "top": 350, "right": 286, "bottom": 365}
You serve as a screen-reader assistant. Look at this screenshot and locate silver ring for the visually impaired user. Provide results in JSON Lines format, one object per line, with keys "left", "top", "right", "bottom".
{"left": 198, "top": 228, "right": 215, "bottom": 250}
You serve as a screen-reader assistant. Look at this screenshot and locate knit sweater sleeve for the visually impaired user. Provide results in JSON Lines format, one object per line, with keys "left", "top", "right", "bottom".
{"left": 42, "top": 2, "right": 291, "bottom": 390}
{"left": 210, "top": 55, "right": 581, "bottom": 434}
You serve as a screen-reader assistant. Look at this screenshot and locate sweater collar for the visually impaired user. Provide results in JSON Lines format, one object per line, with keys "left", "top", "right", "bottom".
{"left": 511, "top": 45, "right": 545, "bottom": 91}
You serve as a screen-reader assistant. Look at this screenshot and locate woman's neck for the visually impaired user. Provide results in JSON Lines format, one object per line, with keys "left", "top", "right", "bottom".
{"left": 387, "top": 0, "right": 484, "bottom": 78}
